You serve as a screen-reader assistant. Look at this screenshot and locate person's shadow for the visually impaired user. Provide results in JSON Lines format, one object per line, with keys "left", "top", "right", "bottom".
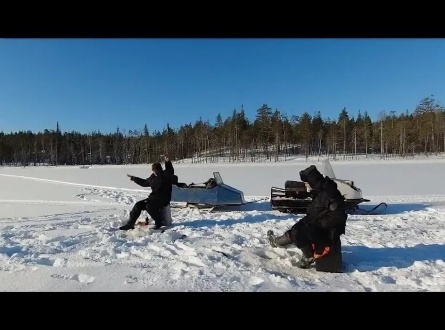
{"left": 342, "top": 243, "right": 445, "bottom": 272}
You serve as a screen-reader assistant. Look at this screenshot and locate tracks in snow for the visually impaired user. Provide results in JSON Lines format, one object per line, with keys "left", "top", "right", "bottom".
{"left": 0, "top": 199, "right": 117, "bottom": 207}
{"left": 0, "top": 173, "right": 149, "bottom": 193}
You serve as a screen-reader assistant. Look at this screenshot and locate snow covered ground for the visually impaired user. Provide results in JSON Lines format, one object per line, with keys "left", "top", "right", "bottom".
{"left": 1, "top": 158, "right": 445, "bottom": 291}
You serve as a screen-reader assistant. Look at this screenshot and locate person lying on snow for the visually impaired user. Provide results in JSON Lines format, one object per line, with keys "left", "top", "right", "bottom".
{"left": 267, "top": 164, "right": 348, "bottom": 269}
{"left": 119, "top": 156, "right": 174, "bottom": 231}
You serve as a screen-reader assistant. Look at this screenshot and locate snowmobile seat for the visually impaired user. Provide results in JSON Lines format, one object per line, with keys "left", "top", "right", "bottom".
{"left": 313, "top": 238, "right": 343, "bottom": 273}
{"left": 284, "top": 180, "right": 309, "bottom": 199}
{"left": 172, "top": 175, "right": 179, "bottom": 185}
{"left": 188, "top": 178, "right": 217, "bottom": 189}
{"left": 173, "top": 175, "right": 189, "bottom": 188}
{"left": 205, "top": 178, "right": 217, "bottom": 189}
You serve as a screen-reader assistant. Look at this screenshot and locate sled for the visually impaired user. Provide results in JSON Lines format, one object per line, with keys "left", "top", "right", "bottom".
{"left": 171, "top": 171, "right": 248, "bottom": 211}
{"left": 270, "top": 159, "right": 387, "bottom": 215}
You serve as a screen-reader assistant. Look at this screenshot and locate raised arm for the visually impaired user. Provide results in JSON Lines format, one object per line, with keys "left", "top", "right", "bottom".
{"left": 164, "top": 159, "right": 174, "bottom": 175}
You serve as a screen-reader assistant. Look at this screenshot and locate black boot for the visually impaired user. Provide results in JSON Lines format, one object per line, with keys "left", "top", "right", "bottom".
{"left": 120, "top": 202, "right": 145, "bottom": 230}
{"left": 119, "top": 222, "right": 135, "bottom": 231}
{"left": 119, "top": 217, "right": 137, "bottom": 230}
{"left": 267, "top": 230, "right": 292, "bottom": 248}
{"left": 294, "top": 245, "right": 315, "bottom": 269}
{"left": 119, "top": 202, "right": 142, "bottom": 230}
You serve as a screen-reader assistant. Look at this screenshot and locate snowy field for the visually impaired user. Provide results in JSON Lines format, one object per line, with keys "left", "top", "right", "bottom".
{"left": 1, "top": 158, "right": 445, "bottom": 291}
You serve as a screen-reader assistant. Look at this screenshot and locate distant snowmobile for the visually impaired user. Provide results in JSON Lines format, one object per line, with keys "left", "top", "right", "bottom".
{"left": 270, "top": 159, "right": 387, "bottom": 215}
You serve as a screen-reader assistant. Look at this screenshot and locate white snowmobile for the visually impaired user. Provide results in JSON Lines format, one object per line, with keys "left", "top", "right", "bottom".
{"left": 270, "top": 159, "right": 387, "bottom": 215}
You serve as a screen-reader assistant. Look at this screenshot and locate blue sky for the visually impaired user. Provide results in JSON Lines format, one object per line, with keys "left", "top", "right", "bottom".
{"left": 1, "top": 38, "right": 445, "bottom": 134}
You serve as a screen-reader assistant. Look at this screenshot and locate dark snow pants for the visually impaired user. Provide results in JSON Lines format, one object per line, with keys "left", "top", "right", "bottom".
{"left": 129, "top": 198, "right": 164, "bottom": 226}
{"left": 287, "top": 216, "right": 334, "bottom": 253}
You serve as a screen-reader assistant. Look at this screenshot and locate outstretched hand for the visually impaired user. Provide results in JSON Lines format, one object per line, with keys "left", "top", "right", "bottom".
{"left": 127, "top": 174, "right": 134, "bottom": 180}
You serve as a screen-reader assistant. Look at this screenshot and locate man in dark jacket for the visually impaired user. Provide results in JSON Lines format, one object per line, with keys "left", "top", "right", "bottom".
{"left": 119, "top": 156, "right": 175, "bottom": 231}
{"left": 267, "top": 164, "right": 347, "bottom": 269}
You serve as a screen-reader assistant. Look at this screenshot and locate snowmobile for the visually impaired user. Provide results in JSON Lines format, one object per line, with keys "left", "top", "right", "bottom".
{"left": 270, "top": 159, "right": 387, "bottom": 215}
{"left": 170, "top": 171, "right": 251, "bottom": 211}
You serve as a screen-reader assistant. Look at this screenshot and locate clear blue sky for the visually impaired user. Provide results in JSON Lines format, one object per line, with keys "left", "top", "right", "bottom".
{"left": 1, "top": 38, "right": 445, "bottom": 134}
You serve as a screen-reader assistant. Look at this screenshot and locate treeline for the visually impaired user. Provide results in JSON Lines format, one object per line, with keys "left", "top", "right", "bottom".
{"left": 1, "top": 96, "right": 444, "bottom": 166}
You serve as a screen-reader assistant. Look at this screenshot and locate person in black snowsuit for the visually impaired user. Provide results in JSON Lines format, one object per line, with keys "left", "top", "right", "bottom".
{"left": 267, "top": 164, "right": 348, "bottom": 269}
{"left": 119, "top": 157, "right": 175, "bottom": 231}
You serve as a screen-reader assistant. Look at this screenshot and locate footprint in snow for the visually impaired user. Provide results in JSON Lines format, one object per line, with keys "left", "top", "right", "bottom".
{"left": 70, "top": 273, "right": 95, "bottom": 284}
{"left": 125, "top": 275, "right": 138, "bottom": 284}
{"left": 50, "top": 273, "right": 95, "bottom": 284}
{"left": 249, "top": 276, "right": 265, "bottom": 286}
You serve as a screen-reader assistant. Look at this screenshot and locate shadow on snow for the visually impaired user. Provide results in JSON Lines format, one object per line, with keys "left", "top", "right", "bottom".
{"left": 342, "top": 243, "right": 445, "bottom": 272}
